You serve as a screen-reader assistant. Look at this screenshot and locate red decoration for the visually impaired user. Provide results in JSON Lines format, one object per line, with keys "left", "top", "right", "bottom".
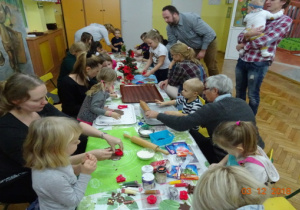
{"left": 115, "top": 149, "right": 123, "bottom": 156}
{"left": 147, "top": 195, "right": 157, "bottom": 204}
{"left": 116, "top": 175, "right": 126, "bottom": 183}
{"left": 175, "top": 183, "right": 188, "bottom": 187}
{"left": 142, "top": 71, "right": 146, "bottom": 76}
{"left": 179, "top": 191, "right": 188, "bottom": 200}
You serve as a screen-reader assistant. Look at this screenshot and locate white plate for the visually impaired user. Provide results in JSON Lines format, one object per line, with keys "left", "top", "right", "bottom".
{"left": 93, "top": 104, "right": 136, "bottom": 126}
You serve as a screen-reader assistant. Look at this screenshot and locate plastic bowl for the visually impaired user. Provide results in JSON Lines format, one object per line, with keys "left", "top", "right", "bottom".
{"left": 149, "top": 130, "right": 174, "bottom": 146}
{"left": 137, "top": 148, "right": 155, "bottom": 160}
{"left": 138, "top": 126, "right": 155, "bottom": 138}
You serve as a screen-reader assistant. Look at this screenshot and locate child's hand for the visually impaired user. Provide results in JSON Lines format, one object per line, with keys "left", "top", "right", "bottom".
{"left": 88, "top": 148, "right": 113, "bottom": 160}
{"left": 144, "top": 71, "right": 151, "bottom": 77}
{"left": 111, "top": 112, "right": 121, "bottom": 120}
{"left": 85, "top": 153, "right": 97, "bottom": 162}
{"left": 155, "top": 99, "right": 165, "bottom": 106}
{"left": 110, "top": 93, "right": 118, "bottom": 98}
{"left": 81, "top": 159, "right": 97, "bottom": 175}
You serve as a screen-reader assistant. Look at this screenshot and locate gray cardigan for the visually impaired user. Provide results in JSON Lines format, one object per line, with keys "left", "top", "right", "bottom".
{"left": 32, "top": 165, "right": 91, "bottom": 210}
{"left": 77, "top": 90, "right": 110, "bottom": 123}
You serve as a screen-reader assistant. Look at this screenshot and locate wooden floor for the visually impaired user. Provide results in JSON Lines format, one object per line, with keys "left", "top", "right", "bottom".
{"left": 1, "top": 52, "right": 299, "bottom": 210}
{"left": 221, "top": 53, "right": 300, "bottom": 209}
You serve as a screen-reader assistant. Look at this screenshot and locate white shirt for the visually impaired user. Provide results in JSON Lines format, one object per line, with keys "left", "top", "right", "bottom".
{"left": 74, "top": 23, "right": 111, "bottom": 45}
{"left": 149, "top": 43, "right": 170, "bottom": 69}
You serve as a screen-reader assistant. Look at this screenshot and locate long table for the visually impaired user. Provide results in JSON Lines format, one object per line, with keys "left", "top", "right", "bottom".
{"left": 77, "top": 63, "right": 208, "bottom": 210}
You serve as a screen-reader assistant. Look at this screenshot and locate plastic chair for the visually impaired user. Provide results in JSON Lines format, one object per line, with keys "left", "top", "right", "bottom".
{"left": 39, "top": 72, "right": 60, "bottom": 104}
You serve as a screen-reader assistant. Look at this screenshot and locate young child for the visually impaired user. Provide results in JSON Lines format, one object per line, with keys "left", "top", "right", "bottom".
{"left": 239, "top": 0, "right": 284, "bottom": 57}
{"left": 192, "top": 166, "right": 270, "bottom": 210}
{"left": 212, "top": 121, "right": 279, "bottom": 184}
{"left": 142, "top": 29, "right": 170, "bottom": 82}
{"left": 111, "top": 28, "right": 124, "bottom": 53}
{"left": 77, "top": 67, "right": 121, "bottom": 125}
{"left": 135, "top": 32, "right": 150, "bottom": 60}
{"left": 90, "top": 41, "right": 104, "bottom": 56}
{"left": 160, "top": 42, "right": 206, "bottom": 99}
{"left": 23, "top": 117, "right": 97, "bottom": 209}
{"left": 156, "top": 78, "right": 204, "bottom": 130}
{"left": 99, "top": 52, "right": 117, "bottom": 70}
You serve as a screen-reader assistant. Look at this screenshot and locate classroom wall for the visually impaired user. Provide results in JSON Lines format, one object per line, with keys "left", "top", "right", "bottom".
{"left": 201, "top": 1, "right": 233, "bottom": 52}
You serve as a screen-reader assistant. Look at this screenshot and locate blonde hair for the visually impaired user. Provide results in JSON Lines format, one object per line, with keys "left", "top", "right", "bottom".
{"left": 69, "top": 41, "right": 87, "bottom": 55}
{"left": 24, "top": 117, "right": 82, "bottom": 170}
{"left": 72, "top": 52, "right": 102, "bottom": 87}
{"left": 213, "top": 121, "right": 258, "bottom": 156}
{"left": 183, "top": 78, "right": 204, "bottom": 95}
{"left": 86, "top": 67, "right": 117, "bottom": 96}
{"left": 104, "top": 23, "right": 115, "bottom": 34}
{"left": 0, "top": 73, "right": 44, "bottom": 117}
{"left": 144, "top": 29, "right": 162, "bottom": 43}
{"left": 192, "top": 166, "right": 270, "bottom": 210}
{"left": 114, "top": 28, "right": 121, "bottom": 34}
{"left": 170, "top": 43, "right": 200, "bottom": 65}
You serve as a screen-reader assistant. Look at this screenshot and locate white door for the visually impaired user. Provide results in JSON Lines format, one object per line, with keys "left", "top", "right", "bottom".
{"left": 120, "top": 0, "right": 152, "bottom": 50}
{"left": 225, "top": 0, "right": 248, "bottom": 60}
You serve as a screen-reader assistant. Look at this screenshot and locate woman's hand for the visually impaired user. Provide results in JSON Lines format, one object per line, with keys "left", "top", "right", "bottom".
{"left": 159, "top": 79, "right": 168, "bottom": 89}
{"left": 88, "top": 148, "right": 114, "bottom": 160}
{"left": 103, "top": 135, "right": 124, "bottom": 152}
{"left": 145, "top": 110, "right": 159, "bottom": 119}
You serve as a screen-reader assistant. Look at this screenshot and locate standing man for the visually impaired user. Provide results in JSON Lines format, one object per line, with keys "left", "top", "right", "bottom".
{"left": 162, "top": 5, "right": 219, "bottom": 76}
{"left": 235, "top": 0, "right": 292, "bottom": 115}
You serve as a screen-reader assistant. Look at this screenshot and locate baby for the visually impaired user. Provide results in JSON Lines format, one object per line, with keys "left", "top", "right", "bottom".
{"left": 239, "top": 0, "right": 284, "bottom": 57}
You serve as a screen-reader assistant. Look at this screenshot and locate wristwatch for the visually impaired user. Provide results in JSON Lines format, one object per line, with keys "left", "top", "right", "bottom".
{"left": 100, "top": 132, "right": 107, "bottom": 139}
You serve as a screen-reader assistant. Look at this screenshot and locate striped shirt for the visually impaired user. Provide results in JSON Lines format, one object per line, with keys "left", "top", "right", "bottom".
{"left": 238, "top": 15, "right": 292, "bottom": 62}
{"left": 176, "top": 96, "right": 203, "bottom": 130}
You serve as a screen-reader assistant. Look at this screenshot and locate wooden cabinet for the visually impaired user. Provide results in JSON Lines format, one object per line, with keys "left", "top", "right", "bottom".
{"left": 61, "top": 0, "right": 120, "bottom": 50}
{"left": 26, "top": 29, "right": 66, "bottom": 77}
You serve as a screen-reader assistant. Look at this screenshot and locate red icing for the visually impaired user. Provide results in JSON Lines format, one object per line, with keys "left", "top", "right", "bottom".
{"left": 180, "top": 191, "right": 188, "bottom": 200}
{"left": 115, "top": 149, "right": 123, "bottom": 156}
{"left": 116, "top": 175, "right": 126, "bottom": 183}
{"left": 147, "top": 195, "right": 157, "bottom": 204}
{"left": 175, "top": 183, "right": 188, "bottom": 187}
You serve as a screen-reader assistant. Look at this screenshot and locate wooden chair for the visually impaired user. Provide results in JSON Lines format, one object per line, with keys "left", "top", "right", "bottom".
{"left": 39, "top": 72, "right": 60, "bottom": 104}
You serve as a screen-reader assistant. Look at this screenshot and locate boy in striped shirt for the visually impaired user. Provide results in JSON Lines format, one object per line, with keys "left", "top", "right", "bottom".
{"left": 156, "top": 78, "right": 204, "bottom": 130}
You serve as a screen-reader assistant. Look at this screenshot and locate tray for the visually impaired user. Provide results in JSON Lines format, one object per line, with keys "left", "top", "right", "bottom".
{"left": 120, "top": 84, "right": 163, "bottom": 103}
{"left": 93, "top": 104, "right": 136, "bottom": 126}
{"left": 140, "top": 104, "right": 178, "bottom": 125}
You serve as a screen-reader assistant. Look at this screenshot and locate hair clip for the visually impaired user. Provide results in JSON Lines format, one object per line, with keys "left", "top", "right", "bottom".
{"left": 236, "top": 121, "right": 241, "bottom": 126}
{"left": 152, "top": 29, "right": 157, "bottom": 32}
{"left": 187, "top": 47, "right": 190, "bottom": 50}
{"left": 101, "top": 80, "right": 105, "bottom": 83}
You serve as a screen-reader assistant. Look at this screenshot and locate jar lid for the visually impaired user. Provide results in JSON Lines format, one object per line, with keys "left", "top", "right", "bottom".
{"left": 156, "top": 166, "right": 167, "bottom": 173}
{"left": 143, "top": 173, "right": 155, "bottom": 181}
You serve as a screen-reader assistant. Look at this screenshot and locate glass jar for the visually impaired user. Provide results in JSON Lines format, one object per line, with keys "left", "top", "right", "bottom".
{"left": 155, "top": 166, "right": 167, "bottom": 184}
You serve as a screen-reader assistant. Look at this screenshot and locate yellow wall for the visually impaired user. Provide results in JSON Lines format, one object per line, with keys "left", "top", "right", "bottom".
{"left": 23, "top": 0, "right": 56, "bottom": 32}
{"left": 152, "top": 0, "right": 171, "bottom": 39}
{"left": 201, "top": 1, "right": 233, "bottom": 52}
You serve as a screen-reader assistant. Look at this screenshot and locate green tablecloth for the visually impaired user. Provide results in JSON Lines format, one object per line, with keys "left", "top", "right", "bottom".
{"left": 85, "top": 127, "right": 163, "bottom": 196}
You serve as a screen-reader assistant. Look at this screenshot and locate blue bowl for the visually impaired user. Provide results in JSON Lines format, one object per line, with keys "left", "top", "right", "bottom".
{"left": 149, "top": 130, "right": 174, "bottom": 146}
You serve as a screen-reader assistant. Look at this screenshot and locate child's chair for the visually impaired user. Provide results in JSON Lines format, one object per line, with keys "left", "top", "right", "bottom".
{"left": 39, "top": 72, "right": 60, "bottom": 104}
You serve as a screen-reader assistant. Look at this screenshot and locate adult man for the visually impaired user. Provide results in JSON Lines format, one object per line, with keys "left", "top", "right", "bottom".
{"left": 146, "top": 74, "right": 264, "bottom": 164}
{"left": 235, "top": 0, "right": 292, "bottom": 115}
{"left": 162, "top": 5, "right": 219, "bottom": 76}
{"left": 74, "top": 23, "right": 117, "bottom": 51}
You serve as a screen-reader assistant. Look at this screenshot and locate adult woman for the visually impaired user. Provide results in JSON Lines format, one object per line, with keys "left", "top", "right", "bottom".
{"left": 192, "top": 166, "right": 270, "bottom": 209}
{"left": 0, "top": 73, "right": 123, "bottom": 203}
{"left": 57, "top": 41, "right": 87, "bottom": 86}
{"left": 159, "top": 43, "right": 206, "bottom": 99}
{"left": 74, "top": 23, "right": 118, "bottom": 51}
{"left": 58, "top": 52, "right": 104, "bottom": 118}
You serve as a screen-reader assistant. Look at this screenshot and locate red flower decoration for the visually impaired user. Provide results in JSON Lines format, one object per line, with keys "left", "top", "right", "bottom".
{"left": 147, "top": 195, "right": 157, "bottom": 204}
{"left": 126, "top": 74, "right": 134, "bottom": 81}
{"left": 179, "top": 191, "right": 188, "bottom": 200}
{"left": 116, "top": 174, "right": 126, "bottom": 183}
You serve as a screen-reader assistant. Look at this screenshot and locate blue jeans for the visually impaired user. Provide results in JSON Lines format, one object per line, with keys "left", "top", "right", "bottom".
{"left": 235, "top": 58, "right": 270, "bottom": 115}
